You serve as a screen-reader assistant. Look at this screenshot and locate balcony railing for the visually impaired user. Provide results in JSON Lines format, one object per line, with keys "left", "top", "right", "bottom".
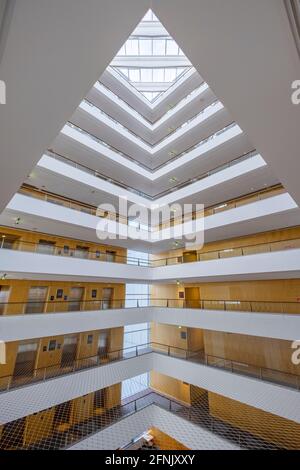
{"left": 1, "top": 297, "right": 300, "bottom": 316}
{"left": 2, "top": 388, "right": 280, "bottom": 450}
{"left": 0, "top": 341, "right": 299, "bottom": 394}
{"left": 151, "top": 236, "right": 300, "bottom": 266}
{"left": 18, "top": 180, "right": 285, "bottom": 232}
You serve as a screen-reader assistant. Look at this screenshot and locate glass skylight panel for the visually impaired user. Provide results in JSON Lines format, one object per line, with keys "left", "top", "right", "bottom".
{"left": 117, "top": 38, "right": 184, "bottom": 57}
{"left": 153, "top": 68, "right": 164, "bottom": 82}
{"left": 153, "top": 39, "right": 166, "bottom": 55}
{"left": 141, "top": 10, "right": 159, "bottom": 22}
{"left": 125, "top": 39, "right": 139, "bottom": 55}
{"left": 128, "top": 69, "right": 140, "bottom": 82}
{"left": 140, "top": 68, "right": 152, "bottom": 82}
{"left": 110, "top": 10, "right": 192, "bottom": 101}
{"left": 165, "top": 68, "right": 177, "bottom": 82}
{"left": 139, "top": 39, "right": 152, "bottom": 55}
{"left": 166, "top": 39, "right": 179, "bottom": 55}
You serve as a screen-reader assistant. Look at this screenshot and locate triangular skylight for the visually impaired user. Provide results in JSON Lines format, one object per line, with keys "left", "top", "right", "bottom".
{"left": 109, "top": 9, "right": 192, "bottom": 103}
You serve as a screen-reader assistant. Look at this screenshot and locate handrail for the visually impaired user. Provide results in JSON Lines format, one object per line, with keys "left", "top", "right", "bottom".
{"left": 0, "top": 341, "right": 299, "bottom": 394}
{"left": 110, "top": 65, "right": 194, "bottom": 107}
{"left": 83, "top": 97, "right": 220, "bottom": 148}
{"left": 19, "top": 175, "right": 284, "bottom": 230}
{"left": 97, "top": 79, "right": 207, "bottom": 127}
{"left": 1, "top": 232, "right": 299, "bottom": 267}
{"left": 65, "top": 119, "right": 238, "bottom": 172}
{"left": 0, "top": 236, "right": 149, "bottom": 265}
{"left": 151, "top": 235, "right": 300, "bottom": 266}
{"left": 0, "top": 297, "right": 300, "bottom": 316}
{"left": 19, "top": 387, "right": 285, "bottom": 450}
{"left": 47, "top": 147, "right": 258, "bottom": 198}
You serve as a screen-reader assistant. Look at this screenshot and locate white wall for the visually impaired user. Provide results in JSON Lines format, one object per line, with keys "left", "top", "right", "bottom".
{"left": 1, "top": 307, "right": 299, "bottom": 342}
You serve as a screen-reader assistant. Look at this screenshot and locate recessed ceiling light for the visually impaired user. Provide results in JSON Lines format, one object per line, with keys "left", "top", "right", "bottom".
{"left": 169, "top": 176, "right": 178, "bottom": 183}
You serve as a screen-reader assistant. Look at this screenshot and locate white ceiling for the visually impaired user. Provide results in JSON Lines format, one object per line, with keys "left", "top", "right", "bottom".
{"left": 151, "top": 0, "right": 300, "bottom": 204}
{"left": 29, "top": 152, "right": 277, "bottom": 208}
{"left": 50, "top": 128, "right": 254, "bottom": 196}
{"left": 0, "top": 0, "right": 149, "bottom": 211}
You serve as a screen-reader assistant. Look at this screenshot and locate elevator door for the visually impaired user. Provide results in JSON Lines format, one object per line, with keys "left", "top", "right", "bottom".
{"left": 98, "top": 331, "right": 109, "bottom": 357}
{"left": 68, "top": 287, "right": 84, "bottom": 311}
{"left": 13, "top": 341, "right": 39, "bottom": 381}
{"left": 53, "top": 401, "right": 72, "bottom": 427}
{"left": 75, "top": 246, "right": 89, "bottom": 259}
{"left": 94, "top": 388, "right": 106, "bottom": 409}
{"left": 106, "top": 250, "right": 116, "bottom": 262}
{"left": 102, "top": 288, "right": 113, "bottom": 309}
{"left": 0, "top": 234, "right": 19, "bottom": 249}
{"left": 61, "top": 335, "right": 78, "bottom": 367}
{"left": 25, "top": 286, "right": 48, "bottom": 314}
{"left": 184, "top": 287, "right": 201, "bottom": 308}
{"left": 37, "top": 239, "right": 56, "bottom": 255}
{"left": 183, "top": 251, "right": 197, "bottom": 263}
{"left": 0, "top": 286, "right": 10, "bottom": 315}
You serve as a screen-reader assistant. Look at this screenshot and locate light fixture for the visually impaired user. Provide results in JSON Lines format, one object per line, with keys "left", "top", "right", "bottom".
{"left": 169, "top": 176, "right": 178, "bottom": 183}
{"left": 1, "top": 273, "right": 7, "bottom": 280}
{"left": 176, "top": 280, "right": 180, "bottom": 285}
{"left": 178, "top": 326, "right": 182, "bottom": 329}
{"left": 15, "top": 217, "right": 21, "bottom": 225}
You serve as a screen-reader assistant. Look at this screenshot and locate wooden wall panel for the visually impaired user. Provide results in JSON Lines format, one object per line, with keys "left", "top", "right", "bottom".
{"left": 150, "top": 427, "right": 189, "bottom": 450}
{"left": 208, "top": 392, "right": 300, "bottom": 449}
{"left": 151, "top": 226, "right": 300, "bottom": 261}
{"left": 0, "top": 279, "right": 125, "bottom": 315}
{"left": 150, "top": 371, "right": 191, "bottom": 404}
{"left": 203, "top": 331, "right": 300, "bottom": 376}
{"left": 23, "top": 408, "right": 55, "bottom": 446}
{"left": 0, "top": 225, "right": 127, "bottom": 259}
{"left": 105, "top": 383, "right": 122, "bottom": 409}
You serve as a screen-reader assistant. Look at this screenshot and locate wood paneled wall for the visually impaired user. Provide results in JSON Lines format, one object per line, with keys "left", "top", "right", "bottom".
{"left": 0, "top": 279, "right": 126, "bottom": 315}
{"left": 149, "top": 427, "right": 189, "bottom": 450}
{"left": 208, "top": 392, "right": 300, "bottom": 449}
{"left": 0, "top": 225, "right": 127, "bottom": 258}
{"left": 0, "top": 325, "right": 124, "bottom": 380}
{"left": 152, "top": 278, "right": 300, "bottom": 312}
{"left": 150, "top": 371, "right": 191, "bottom": 404}
{"left": 150, "top": 226, "right": 300, "bottom": 261}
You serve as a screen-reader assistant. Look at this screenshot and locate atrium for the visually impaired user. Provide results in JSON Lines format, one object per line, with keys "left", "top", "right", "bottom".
{"left": 0, "top": 0, "right": 300, "bottom": 455}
